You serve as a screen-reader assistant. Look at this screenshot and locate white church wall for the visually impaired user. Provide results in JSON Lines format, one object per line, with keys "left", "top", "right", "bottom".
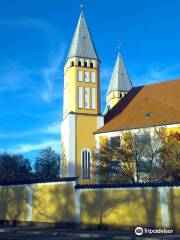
{"left": 61, "top": 114, "right": 76, "bottom": 177}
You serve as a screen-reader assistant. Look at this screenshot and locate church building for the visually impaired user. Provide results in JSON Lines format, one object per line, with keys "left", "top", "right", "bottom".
{"left": 61, "top": 10, "right": 180, "bottom": 181}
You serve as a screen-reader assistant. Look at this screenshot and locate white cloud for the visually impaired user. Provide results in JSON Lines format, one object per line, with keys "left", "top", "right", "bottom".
{"left": 41, "top": 47, "right": 65, "bottom": 103}
{"left": 132, "top": 64, "right": 180, "bottom": 86}
{"left": 0, "top": 50, "right": 65, "bottom": 102}
{"left": 0, "top": 122, "right": 61, "bottom": 155}
{"left": 0, "top": 121, "right": 60, "bottom": 139}
{"left": 0, "top": 140, "right": 60, "bottom": 154}
{"left": 100, "top": 66, "right": 112, "bottom": 92}
{"left": 0, "top": 18, "right": 65, "bottom": 103}
{"left": 0, "top": 18, "right": 56, "bottom": 39}
{"left": 0, "top": 62, "right": 36, "bottom": 93}
{"left": 100, "top": 63, "right": 180, "bottom": 90}
{"left": 46, "top": 122, "right": 60, "bottom": 134}
{"left": 101, "top": 66, "right": 112, "bottom": 79}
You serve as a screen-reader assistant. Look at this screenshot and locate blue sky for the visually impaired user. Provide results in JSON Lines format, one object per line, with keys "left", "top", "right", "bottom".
{"left": 0, "top": 0, "right": 180, "bottom": 165}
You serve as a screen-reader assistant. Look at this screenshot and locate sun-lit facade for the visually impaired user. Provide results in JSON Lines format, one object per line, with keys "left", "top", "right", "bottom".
{"left": 61, "top": 10, "right": 180, "bottom": 183}
{"left": 61, "top": 11, "right": 103, "bottom": 181}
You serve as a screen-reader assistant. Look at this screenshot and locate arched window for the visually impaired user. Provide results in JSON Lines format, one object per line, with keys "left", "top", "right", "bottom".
{"left": 71, "top": 61, "right": 74, "bottom": 67}
{"left": 78, "top": 61, "right": 81, "bottom": 67}
{"left": 84, "top": 61, "right": 88, "bottom": 67}
{"left": 90, "top": 62, "right": 93, "bottom": 68}
{"left": 82, "top": 149, "right": 91, "bottom": 179}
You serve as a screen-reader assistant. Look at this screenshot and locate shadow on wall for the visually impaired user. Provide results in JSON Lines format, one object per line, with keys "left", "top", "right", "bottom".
{"left": 0, "top": 183, "right": 76, "bottom": 225}
{"left": 168, "top": 188, "right": 180, "bottom": 229}
{"left": 140, "top": 188, "right": 161, "bottom": 227}
{"left": 0, "top": 186, "right": 28, "bottom": 222}
{"left": 80, "top": 188, "right": 161, "bottom": 228}
{"left": 1, "top": 184, "right": 180, "bottom": 229}
{"left": 31, "top": 183, "right": 76, "bottom": 223}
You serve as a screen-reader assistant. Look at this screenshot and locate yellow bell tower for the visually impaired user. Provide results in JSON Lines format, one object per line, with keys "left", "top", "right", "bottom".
{"left": 61, "top": 10, "right": 103, "bottom": 181}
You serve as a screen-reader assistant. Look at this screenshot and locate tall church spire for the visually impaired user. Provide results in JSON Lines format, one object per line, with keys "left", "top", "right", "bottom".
{"left": 107, "top": 52, "right": 132, "bottom": 95}
{"left": 105, "top": 52, "right": 133, "bottom": 111}
{"left": 67, "top": 11, "right": 99, "bottom": 60}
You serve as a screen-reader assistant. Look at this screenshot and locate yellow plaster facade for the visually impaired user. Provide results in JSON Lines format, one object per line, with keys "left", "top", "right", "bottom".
{"left": 96, "top": 125, "right": 180, "bottom": 144}
{"left": 1, "top": 184, "right": 180, "bottom": 229}
{"left": 63, "top": 57, "right": 100, "bottom": 116}
{"left": 168, "top": 188, "right": 180, "bottom": 229}
{"left": 61, "top": 11, "right": 179, "bottom": 184}
{"left": 61, "top": 55, "right": 103, "bottom": 181}
{"left": 32, "top": 183, "right": 75, "bottom": 222}
{"left": 0, "top": 186, "right": 28, "bottom": 221}
{"left": 80, "top": 189, "right": 162, "bottom": 227}
{"left": 106, "top": 90, "right": 127, "bottom": 110}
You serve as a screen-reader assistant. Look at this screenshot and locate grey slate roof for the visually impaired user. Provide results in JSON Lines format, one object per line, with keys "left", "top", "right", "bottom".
{"left": 107, "top": 53, "right": 133, "bottom": 95}
{"left": 67, "top": 11, "right": 99, "bottom": 60}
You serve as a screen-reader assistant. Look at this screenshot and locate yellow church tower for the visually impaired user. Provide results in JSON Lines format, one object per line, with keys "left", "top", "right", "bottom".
{"left": 105, "top": 52, "right": 133, "bottom": 112}
{"left": 61, "top": 10, "right": 103, "bottom": 180}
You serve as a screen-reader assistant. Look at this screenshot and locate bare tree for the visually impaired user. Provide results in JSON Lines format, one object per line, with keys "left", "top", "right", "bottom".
{"left": 93, "top": 128, "right": 180, "bottom": 183}
{"left": 92, "top": 134, "right": 138, "bottom": 183}
{"left": 92, "top": 138, "right": 114, "bottom": 183}
{"left": 119, "top": 131, "right": 150, "bottom": 182}
{"left": 158, "top": 130, "right": 180, "bottom": 181}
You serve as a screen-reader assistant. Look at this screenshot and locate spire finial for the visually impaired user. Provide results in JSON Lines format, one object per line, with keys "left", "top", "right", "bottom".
{"left": 117, "top": 40, "right": 123, "bottom": 58}
{"left": 80, "top": 1, "right": 83, "bottom": 13}
{"left": 117, "top": 40, "right": 122, "bottom": 52}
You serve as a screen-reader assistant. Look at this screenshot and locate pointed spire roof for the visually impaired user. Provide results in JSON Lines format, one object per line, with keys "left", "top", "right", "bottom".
{"left": 107, "top": 53, "right": 132, "bottom": 95}
{"left": 67, "top": 11, "right": 99, "bottom": 60}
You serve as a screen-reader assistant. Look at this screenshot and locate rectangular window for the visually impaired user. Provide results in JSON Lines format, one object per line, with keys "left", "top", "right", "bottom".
{"left": 110, "top": 136, "right": 120, "bottom": 148}
{"left": 78, "top": 71, "right": 82, "bottom": 82}
{"left": 84, "top": 71, "right": 89, "bottom": 82}
{"left": 82, "top": 150, "right": 91, "bottom": 179}
{"left": 134, "top": 133, "right": 151, "bottom": 145}
{"left": 91, "top": 88, "right": 96, "bottom": 109}
{"left": 78, "top": 87, "right": 83, "bottom": 108}
{"left": 84, "top": 87, "right": 89, "bottom": 109}
{"left": 91, "top": 72, "right": 95, "bottom": 83}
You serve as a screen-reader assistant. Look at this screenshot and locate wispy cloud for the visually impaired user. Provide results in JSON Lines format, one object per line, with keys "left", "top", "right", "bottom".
{"left": 99, "top": 63, "right": 180, "bottom": 111}
{"left": 0, "top": 140, "right": 60, "bottom": 154}
{"left": 0, "top": 121, "right": 60, "bottom": 140}
{"left": 41, "top": 46, "right": 66, "bottom": 103}
{"left": 132, "top": 64, "right": 180, "bottom": 86}
{"left": 45, "top": 122, "right": 60, "bottom": 134}
{"left": 0, "top": 18, "right": 63, "bottom": 156}
{"left": 0, "top": 48, "right": 65, "bottom": 102}
{"left": 101, "top": 66, "right": 112, "bottom": 79}
{"left": 100, "top": 66, "right": 112, "bottom": 91}
{"left": 0, "top": 17, "right": 66, "bottom": 103}
{"left": 0, "top": 61, "right": 36, "bottom": 92}
{"left": 0, "top": 18, "right": 57, "bottom": 42}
